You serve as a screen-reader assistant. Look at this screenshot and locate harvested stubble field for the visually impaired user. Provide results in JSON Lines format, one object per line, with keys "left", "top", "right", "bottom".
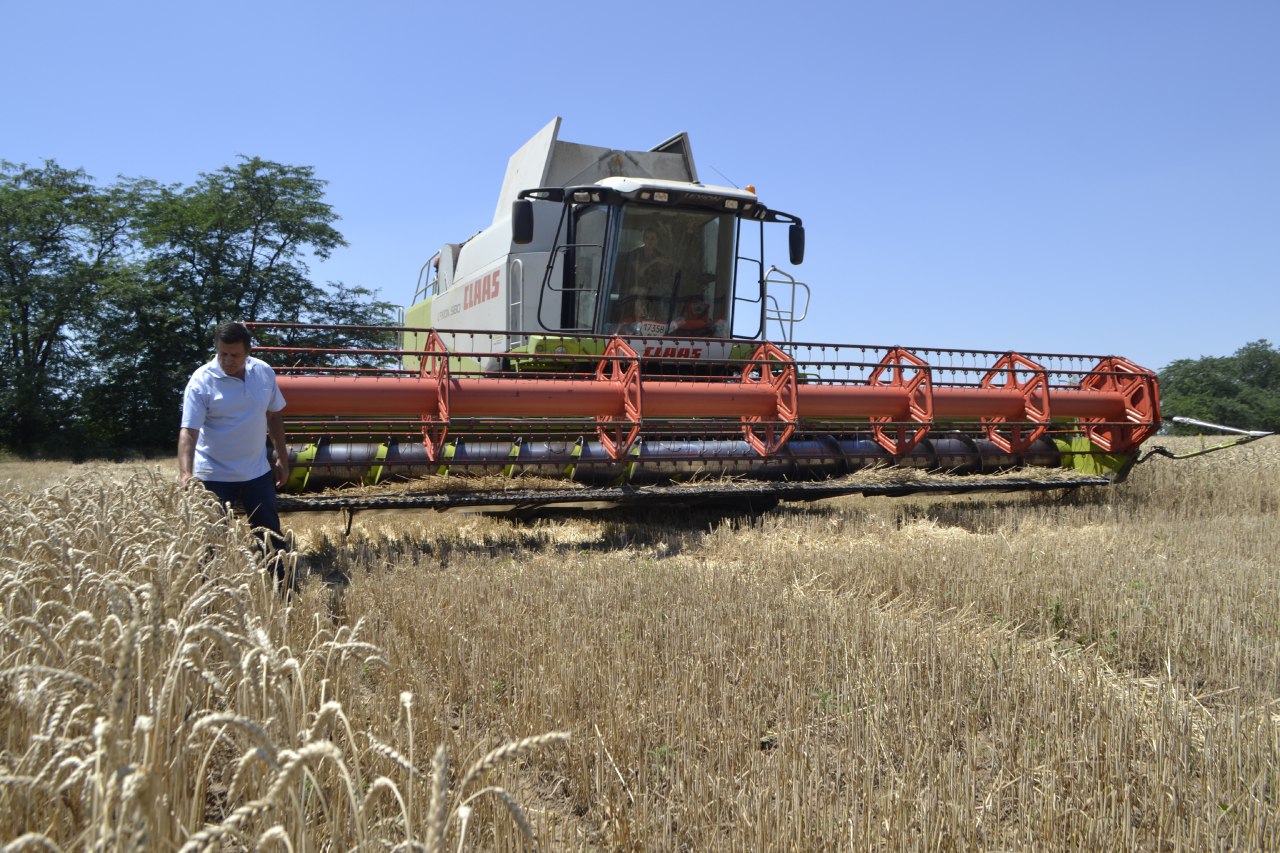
{"left": 0, "top": 436, "right": 1276, "bottom": 851}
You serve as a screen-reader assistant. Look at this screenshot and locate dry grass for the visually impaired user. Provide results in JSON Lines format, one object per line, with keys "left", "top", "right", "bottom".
{"left": 1, "top": 436, "right": 1276, "bottom": 850}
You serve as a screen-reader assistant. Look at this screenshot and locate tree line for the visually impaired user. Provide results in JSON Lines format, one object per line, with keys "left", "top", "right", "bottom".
{"left": 1, "top": 157, "right": 397, "bottom": 457}
{"left": 1158, "top": 339, "right": 1280, "bottom": 433}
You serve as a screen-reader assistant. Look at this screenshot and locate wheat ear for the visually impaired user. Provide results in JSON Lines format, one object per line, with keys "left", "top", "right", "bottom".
{"left": 456, "top": 732, "right": 569, "bottom": 795}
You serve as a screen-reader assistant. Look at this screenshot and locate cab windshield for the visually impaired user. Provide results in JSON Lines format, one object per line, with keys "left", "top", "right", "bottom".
{"left": 596, "top": 206, "right": 739, "bottom": 337}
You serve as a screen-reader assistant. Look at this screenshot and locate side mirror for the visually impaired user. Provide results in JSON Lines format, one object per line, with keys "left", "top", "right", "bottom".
{"left": 788, "top": 223, "right": 805, "bottom": 265}
{"left": 512, "top": 200, "right": 534, "bottom": 245}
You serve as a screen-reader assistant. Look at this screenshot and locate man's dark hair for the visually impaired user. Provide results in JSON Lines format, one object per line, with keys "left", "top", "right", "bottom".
{"left": 214, "top": 321, "right": 253, "bottom": 349}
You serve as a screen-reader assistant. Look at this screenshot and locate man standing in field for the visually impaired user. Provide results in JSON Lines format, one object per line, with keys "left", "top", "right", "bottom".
{"left": 178, "top": 322, "right": 290, "bottom": 574}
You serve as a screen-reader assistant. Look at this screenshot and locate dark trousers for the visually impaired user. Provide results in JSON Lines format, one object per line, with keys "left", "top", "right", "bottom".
{"left": 203, "top": 472, "right": 287, "bottom": 556}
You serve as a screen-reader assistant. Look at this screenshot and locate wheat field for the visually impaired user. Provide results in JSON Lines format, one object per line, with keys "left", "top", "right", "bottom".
{"left": 0, "top": 436, "right": 1276, "bottom": 851}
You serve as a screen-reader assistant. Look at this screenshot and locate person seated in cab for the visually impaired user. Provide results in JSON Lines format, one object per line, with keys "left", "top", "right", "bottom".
{"left": 612, "top": 287, "right": 670, "bottom": 337}
{"left": 668, "top": 295, "right": 723, "bottom": 337}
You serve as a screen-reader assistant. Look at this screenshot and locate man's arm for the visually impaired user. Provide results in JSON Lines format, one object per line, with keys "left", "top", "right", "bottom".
{"left": 177, "top": 428, "right": 199, "bottom": 486}
{"left": 267, "top": 411, "right": 290, "bottom": 488}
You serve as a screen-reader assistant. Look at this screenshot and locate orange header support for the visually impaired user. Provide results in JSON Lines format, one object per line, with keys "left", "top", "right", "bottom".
{"left": 277, "top": 353, "right": 1154, "bottom": 455}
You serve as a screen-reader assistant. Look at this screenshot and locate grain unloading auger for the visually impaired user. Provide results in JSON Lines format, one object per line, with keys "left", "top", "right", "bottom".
{"left": 256, "top": 118, "right": 1161, "bottom": 513}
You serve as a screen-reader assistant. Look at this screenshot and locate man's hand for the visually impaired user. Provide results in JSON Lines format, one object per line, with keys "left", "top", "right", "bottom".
{"left": 267, "top": 410, "right": 290, "bottom": 489}
{"left": 177, "top": 428, "right": 199, "bottom": 488}
{"left": 273, "top": 456, "right": 290, "bottom": 488}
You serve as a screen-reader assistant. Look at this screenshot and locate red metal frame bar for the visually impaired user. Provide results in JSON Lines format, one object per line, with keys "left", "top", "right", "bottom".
{"left": 276, "top": 372, "right": 1142, "bottom": 423}
{"left": 867, "top": 348, "right": 934, "bottom": 455}
{"left": 740, "top": 342, "right": 798, "bottom": 455}
{"left": 979, "top": 353, "right": 1051, "bottom": 453}
{"left": 594, "top": 339, "right": 643, "bottom": 460}
{"left": 1078, "top": 356, "right": 1161, "bottom": 453}
{"left": 417, "top": 330, "right": 450, "bottom": 462}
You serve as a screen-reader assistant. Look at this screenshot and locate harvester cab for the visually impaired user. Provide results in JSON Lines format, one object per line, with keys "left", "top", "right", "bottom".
{"left": 402, "top": 118, "right": 807, "bottom": 370}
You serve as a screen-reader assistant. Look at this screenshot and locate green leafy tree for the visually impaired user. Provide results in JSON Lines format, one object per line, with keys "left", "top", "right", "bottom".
{"left": 79, "top": 157, "right": 397, "bottom": 450}
{"left": 1159, "top": 340, "right": 1280, "bottom": 433}
{"left": 138, "top": 157, "right": 349, "bottom": 337}
{"left": 0, "top": 161, "right": 139, "bottom": 453}
{"left": 1, "top": 156, "right": 399, "bottom": 455}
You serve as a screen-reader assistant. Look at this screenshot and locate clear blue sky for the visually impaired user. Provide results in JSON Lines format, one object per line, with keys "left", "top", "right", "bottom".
{"left": 7, "top": 1, "right": 1277, "bottom": 371}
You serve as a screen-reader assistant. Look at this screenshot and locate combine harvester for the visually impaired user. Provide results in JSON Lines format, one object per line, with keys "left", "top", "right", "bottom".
{"left": 256, "top": 118, "right": 1161, "bottom": 514}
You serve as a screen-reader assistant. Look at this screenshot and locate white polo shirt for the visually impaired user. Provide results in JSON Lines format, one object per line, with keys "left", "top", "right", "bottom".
{"left": 181, "top": 356, "right": 287, "bottom": 482}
